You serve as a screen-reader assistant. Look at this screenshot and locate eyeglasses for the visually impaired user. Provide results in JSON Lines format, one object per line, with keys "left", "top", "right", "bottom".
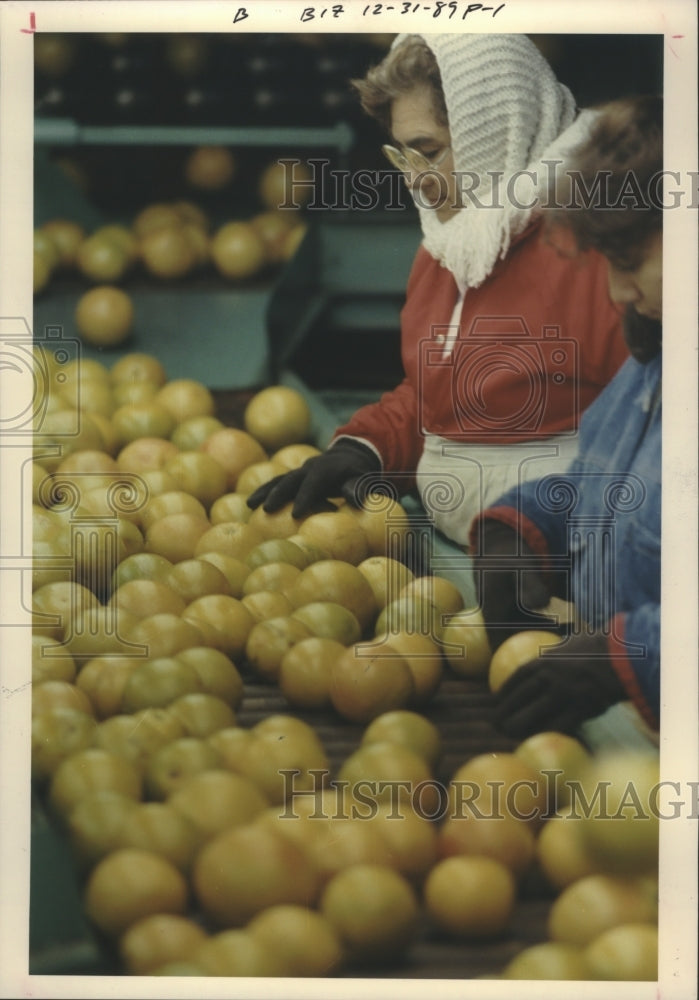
{"left": 381, "top": 144, "right": 452, "bottom": 174}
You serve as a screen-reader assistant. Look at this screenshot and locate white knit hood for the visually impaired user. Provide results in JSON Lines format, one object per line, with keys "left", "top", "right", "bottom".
{"left": 391, "top": 34, "right": 590, "bottom": 288}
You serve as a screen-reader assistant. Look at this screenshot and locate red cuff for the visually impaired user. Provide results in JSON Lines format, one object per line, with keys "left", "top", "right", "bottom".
{"left": 607, "top": 614, "right": 659, "bottom": 730}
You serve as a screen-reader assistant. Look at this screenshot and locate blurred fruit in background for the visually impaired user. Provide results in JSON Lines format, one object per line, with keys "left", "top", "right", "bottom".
{"left": 184, "top": 146, "right": 237, "bottom": 191}
{"left": 75, "top": 286, "right": 134, "bottom": 347}
{"left": 210, "top": 221, "right": 266, "bottom": 281}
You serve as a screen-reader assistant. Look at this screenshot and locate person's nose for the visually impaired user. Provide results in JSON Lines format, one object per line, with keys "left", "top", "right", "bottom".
{"left": 607, "top": 265, "right": 640, "bottom": 306}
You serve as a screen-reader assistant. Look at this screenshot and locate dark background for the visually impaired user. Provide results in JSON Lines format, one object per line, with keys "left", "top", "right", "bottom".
{"left": 34, "top": 32, "right": 664, "bottom": 220}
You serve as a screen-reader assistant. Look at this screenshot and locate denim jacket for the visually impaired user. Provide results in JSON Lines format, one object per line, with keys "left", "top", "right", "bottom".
{"left": 476, "top": 354, "right": 661, "bottom": 727}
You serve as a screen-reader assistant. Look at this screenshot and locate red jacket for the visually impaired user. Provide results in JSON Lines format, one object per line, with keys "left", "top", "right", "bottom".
{"left": 335, "top": 221, "right": 628, "bottom": 484}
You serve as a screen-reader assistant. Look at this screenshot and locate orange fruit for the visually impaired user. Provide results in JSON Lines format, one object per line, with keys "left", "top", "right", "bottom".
{"left": 168, "top": 769, "right": 268, "bottom": 839}
{"left": 93, "top": 708, "right": 184, "bottom": 772}
{"left": 488, "top": 630, "right": 563, "bottom": 692}
{"left": 31, "top": 634, "right": 77, "bottom": 686}
{"left": 76, "top": 234, "right": 130, "bottom": 283}
{"left": 583, "top": 923, "right": 658, "bottom": 981}
{"left": 66, "top": 790, "right": 139, "bottom": 871}
{"left": 438, "top": 814, "right": 537, "bottom": 878}
{"left": 84, "top": 848, "right": 188, "bottom": 938}
{"left": 337, "top": 740, "right": 434, "bottom": 812}
{"left": 259, "top": 159, "right": 314, "bottom": 210}
{"left": 361, "top": 709, "right": 442, "bottom": 769}
{"left": 123, "top": 612, "right": 206, "bottom": 661}
{"left": 346, "top": 492, "right": 412, "bottom": 559}
{"left": 235, "top": 459, "right": 286, "bottom": 498}
{"left": 119, "top": 913, "right": 208, "bottom": 976}
{"left": 132, "top": 203, "right": 182, "bottom": 239}
{"left": 192, "top": 824, "right": 320, "bottom": 927}
{"left": 193, "top": 929, "right": 284, "bottom": 976}
{"left": 288, "top": 560, "right": 378, "bottom": 631}
{"left": 297, "top": 510, "right": 369, "bottom": 565}
{"left": 144, "top": 736, "right": 221, "bottom": 800}
{"left": 440, "top": 607, "right": 493, "bottom": 678}
{"left": 377, "top": 629, "right": 443, "bottom": 703}
{"left": 140, "top": 225, "right": 196, "bottom": 280}
{"left": 330, "top": 641, "right": 415, "bottom": 724}
{"left": 110, "top": 352, "right": 167, "bottom": 387}
{"left": 108, "top": 579, "right": 186, "bottom": 620}
{"left": 244, "top": 615, "right": 313, "bottom": 682}
{"left": 194, "top": 521, "right": 264, "bottom": 562}
{"left": 31, "top": 707, "right": 97, "bottom": 783}
{"left": 400, "top": 575, "right": 464, "bottom": 616}
{"left": 423, "top": 855, "right": 516, "bottom": 938}
{"left": 112, "top": 401, "right": 176, "bottom": 445}
{"left": 116, "top": 436, "right": 179, "bottom": 474}
{"left": 184, "top": 146, "right": 236, "bottom": 190}
{"left": 145, "top": 512, "right": 211, "bottom": 564}
{"left": 241, "top": 589, "right": 295, "bottom": 623}
{"left": 41, "top": 218, "right": 86, "bottom": 267}
{"left": 208, "top": 492, "right": 252, "bottom": 526}
{"left": 31, "top": 680, "right": 94, "bottom": 719}
{"left": 171, "top": 414, "right": 223, "bottom": 451}
{"left": 319, "top": 863, "right": 419, "bottom": 964}
{"left": 163, "top": 452, "right": 227, "bottom": 507}
{"left": 210, "top": 221, "right": 266, "bottom": 280}
{"left": 247, "top": 905, "right": 344, "bottom": 977}
{"left": 502, "top": 941, "right": 590, "bottom": 981}
{"left": 182, "top": 594, "right": 255, "bottom": 658}
{"left": 116, "top": 801, "right": 200, "bottom": 872}
{"left": 357, "top": 556, "right": 415, "bottom": 610}
{"left": 447, "top": 751, "right": 548, "bottom": 826}
{"left": 196, "top": 552, "right": 250, "bottom": 597}
{"left": 199, "top": 427, "right": 267, "bottom": 491}
{"left": 536, "top": 807, "right": 601, "bottom": 891}
{"left": 250, "top": 210, "right": 297, "bottom": 264}
{"left": 548, "top": 874, "right": 658, "bottom": 947}
{"left": 271, "top": 442, "right": 321, "bottom": 470}
{"left": 155, "top": 378, "right": 214, "bottom": 423}
{"left": 278, "top": 636, "right": 345, "bottom": 709}
{"left": 165, "top": 559, "right": 231, "bottom": 603}
{"left": 75, "top": 286, "right": 134, "bottom": 347}
{"left": 140, "top": 490, "right": 207, "bottom": 532}
{"left": 92, "top": 224, "right": 139, "bottom": 267}
{"left": 49, "top": 747, "right": 142, "bottom": 818}
{"left": 75, "top": 657, "right": 142, "bottom": 720}
{"left": 175, "top": 647, "right": 243, "bottom": 707}
{"left": 244, "top": 385, "right": 312, "bottom": 451}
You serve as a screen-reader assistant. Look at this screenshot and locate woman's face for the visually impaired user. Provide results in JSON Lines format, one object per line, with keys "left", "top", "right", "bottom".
{"left": 607, "top": 230, "right": 663, "bottom": 320}
{"left": 389, "top": 85, "right": 460, "bottom": 222}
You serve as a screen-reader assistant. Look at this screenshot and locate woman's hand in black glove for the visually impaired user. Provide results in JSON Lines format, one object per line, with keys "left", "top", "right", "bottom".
{"left": 473, "top": 519, "right": 561, "bottom": 651}
{"left": 492, "top": 632, "right": 627, "bottom": 738}
{"left": 246, "top": 439, "right": 382, "bottom": 519}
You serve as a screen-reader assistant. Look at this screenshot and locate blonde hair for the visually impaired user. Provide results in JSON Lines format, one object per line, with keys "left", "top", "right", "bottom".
{"left": 351, "top": 36, "right": 448, "bottom": 134}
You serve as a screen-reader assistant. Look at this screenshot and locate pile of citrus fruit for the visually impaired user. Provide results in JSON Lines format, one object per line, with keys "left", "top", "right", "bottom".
{"left": 34, "top": 155, "right": 311, "bottom": 296}
{"left": 31, "top": 350, "right": 659, "bottom": 980}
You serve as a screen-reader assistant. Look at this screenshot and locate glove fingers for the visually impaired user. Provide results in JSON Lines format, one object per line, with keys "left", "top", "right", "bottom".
{"left": 246, "top": 474, "right": 288, "bottom": 511}
{"left": 260, "top": 469, "right": 306, "bottom": 513}
{"left": 340, "top": 473, "right": 382, "bottom": 508}
{"left": 291, "top": 476, "right": 338, "bottom": 518}
{"left": 519, "top": 571, "right": 552, "bottom": 612}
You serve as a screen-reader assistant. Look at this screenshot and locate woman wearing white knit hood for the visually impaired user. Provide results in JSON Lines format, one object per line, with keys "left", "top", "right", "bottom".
{"left": 250, "top": 34, "right": 628, "bottom": 549}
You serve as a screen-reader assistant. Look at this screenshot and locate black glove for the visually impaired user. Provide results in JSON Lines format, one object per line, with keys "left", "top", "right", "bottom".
{"left": 246, "top": 439, "right": 382, "bottom": 519}
{"left": 473, "top": 520, "right": 564, "bottom": 651}
{"left": 493, "top": 632, "right": 627, "bottom": 738}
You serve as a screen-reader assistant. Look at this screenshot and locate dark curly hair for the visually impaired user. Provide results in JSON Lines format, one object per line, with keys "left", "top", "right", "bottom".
{"left": 548, "top": 95, "right": 663, "bottom": 270}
